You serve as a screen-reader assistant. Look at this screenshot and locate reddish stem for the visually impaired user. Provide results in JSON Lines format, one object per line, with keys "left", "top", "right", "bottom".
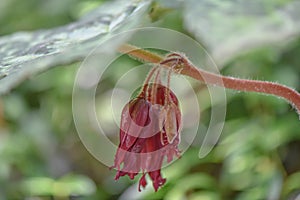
{"left": 118, "top": 44, "right": 300, "bottom": 117}
{"left": 182, "top": 63, "right": 300, "bottom": 115}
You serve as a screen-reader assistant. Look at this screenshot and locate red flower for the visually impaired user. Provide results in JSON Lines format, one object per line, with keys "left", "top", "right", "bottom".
{"left": 112, "top": 83, "right": 181, "bottom": 191}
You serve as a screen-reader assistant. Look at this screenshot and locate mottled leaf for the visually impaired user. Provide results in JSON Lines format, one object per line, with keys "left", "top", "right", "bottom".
{"left": 0, "top": 0, "right": 151, "bottom": 94}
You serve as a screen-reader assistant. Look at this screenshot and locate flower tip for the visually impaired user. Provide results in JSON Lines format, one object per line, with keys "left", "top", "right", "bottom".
{"left": 153, "top": 178, "right": 166, "bottom": 192}
{"left": 114, "top": 173, "right": 120, "bottom": 181}
{"left": 129, "top": 173, "right": 135, "bottom": 180}
{"left": 149, "top": 170, "right": 167, "bottom": 192}
{"left": 138, "top": 174, "right": 147, "bottom": 192}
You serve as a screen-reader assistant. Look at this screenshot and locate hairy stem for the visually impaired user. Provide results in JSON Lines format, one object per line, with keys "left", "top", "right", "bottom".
{"left": 118, "top": 44, "right": 300, "bottom": 116}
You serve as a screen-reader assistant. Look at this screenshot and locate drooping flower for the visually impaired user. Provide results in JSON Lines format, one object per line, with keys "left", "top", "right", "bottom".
{"left": 112, "top": 82, "right": 182, "bottom": 192}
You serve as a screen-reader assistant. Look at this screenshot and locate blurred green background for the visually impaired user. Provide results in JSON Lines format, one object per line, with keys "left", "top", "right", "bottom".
{"left": 0, "top": 0, "right": 300, "bottom": 199}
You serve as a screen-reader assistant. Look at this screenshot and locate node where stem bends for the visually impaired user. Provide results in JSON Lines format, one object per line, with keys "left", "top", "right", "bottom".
{"left": 119, "top": 43, "right": 300, "bottom": 119}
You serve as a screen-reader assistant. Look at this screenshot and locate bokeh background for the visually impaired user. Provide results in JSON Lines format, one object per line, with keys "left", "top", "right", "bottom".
{"left": 0, "top": 0, "right": 300, "bottom": 199}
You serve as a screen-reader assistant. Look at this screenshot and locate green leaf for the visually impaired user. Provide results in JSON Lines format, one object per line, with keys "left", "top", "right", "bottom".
{"left": 165, "top": 173, "right": 217, "bottom": 200}
{"left": 21, "top": 177, "right": 55, "bottom": 196}
{"left": 283, "top": 172, "right": 300, "bottom": 197}
{"left": 54, "top": 174, "right": 97, "bottom": 196}
{"left": 183, "top": 0, "right": 300, "bottom": 65}
{"left": 21, "top": 175, "right": 96, "bottom": 197}
{"left": 0, "top": 0, "right": 151, "bottom": 94}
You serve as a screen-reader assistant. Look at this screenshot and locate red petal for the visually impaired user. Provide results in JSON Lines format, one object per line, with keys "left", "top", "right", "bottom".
{"left": 148, "top": 170, "right": 166, "bottom": 192}
{"left": 119, "top": 98, "right": 150, "bottom": 150}
{"left": 138, "top": 174, "right": 147, "bottom": 191}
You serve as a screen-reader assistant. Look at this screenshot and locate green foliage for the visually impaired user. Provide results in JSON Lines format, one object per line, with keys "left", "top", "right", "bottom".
{"left": 0, "top": 0, "right": 105, "bottom": 35}
{"left": 0, "top": 0, "right": 300, "bottom": 199}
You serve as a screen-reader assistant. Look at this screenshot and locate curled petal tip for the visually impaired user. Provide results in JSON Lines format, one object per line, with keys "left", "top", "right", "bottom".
{"left": 138, "top": 174, "right": 147, "bottom": 192}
